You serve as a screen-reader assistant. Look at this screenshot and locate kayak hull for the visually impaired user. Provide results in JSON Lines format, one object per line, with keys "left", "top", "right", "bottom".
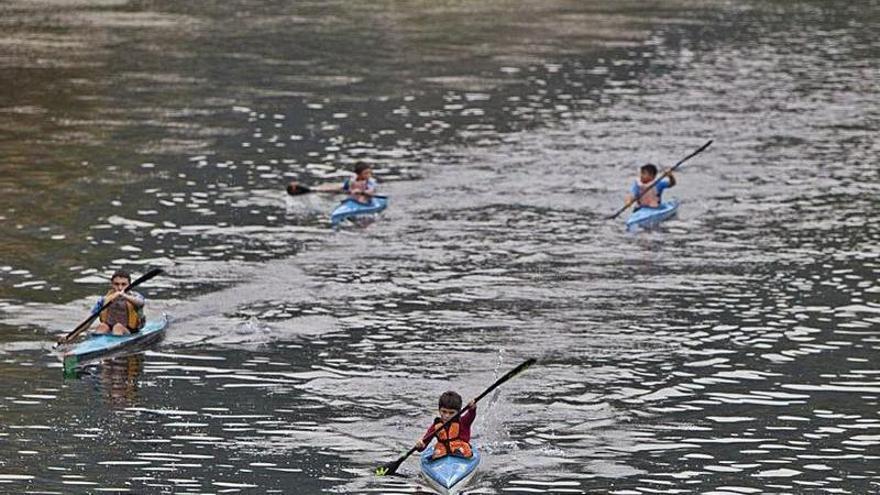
{"left": 330, "top": 196, "right": 388, "bottom": 226}
{"left": 625, "top": 199, "right": 679, "bottom": 231}
{"left": 420, "top": 445, "right": 480, "bottom": 495}
{"left": 61, "top": 313, "right": 168, "bottom": 372}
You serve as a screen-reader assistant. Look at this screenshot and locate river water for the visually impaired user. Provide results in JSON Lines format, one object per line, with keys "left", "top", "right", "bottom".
{"left": 1, "top": 0, "right": 878, "bottom": 493}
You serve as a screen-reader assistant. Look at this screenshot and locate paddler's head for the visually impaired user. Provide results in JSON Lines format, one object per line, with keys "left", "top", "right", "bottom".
{"left": 353, "top": 161, "right": 373, "bottom": 181}
{"left": 639, "top": 163, "right": 658, "bottom": 184}
{"left": 438, "top": 391, "right": 462, "bottom": 422}
{"left": 110, "top": 270, "right": 131, "bottom": 292}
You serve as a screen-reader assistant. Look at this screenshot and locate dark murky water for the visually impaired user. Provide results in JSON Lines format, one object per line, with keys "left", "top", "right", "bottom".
{"left": 1, "top": 0, "right": 879, "bottom": 493}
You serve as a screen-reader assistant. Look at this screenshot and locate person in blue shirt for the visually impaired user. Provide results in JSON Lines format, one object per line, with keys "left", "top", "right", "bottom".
{"left": 624, "top": 163, "right": 675, "bottom": 209}
{"left": 341, "top": 162, "right": 377, "bottom": 204}
{"left": 286, "top": 162, "right": 377, "bottom": 203}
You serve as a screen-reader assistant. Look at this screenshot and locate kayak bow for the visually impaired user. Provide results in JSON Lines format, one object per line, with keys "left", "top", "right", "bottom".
{"left": 60, "top": 313, "right": 168, "bottom": 372}
{"left": 330, "top": 196, "right": 388, "bottom": 226}
{"left": 420, "top": 446, "right": 480, "bottom": 495}
{"left": 625, "top": 199, "right": 679, "bottom": 231}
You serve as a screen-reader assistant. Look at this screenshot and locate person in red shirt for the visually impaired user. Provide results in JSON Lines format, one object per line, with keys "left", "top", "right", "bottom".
{"left": 414, "top": 391, "right": 477, "bottom": 460}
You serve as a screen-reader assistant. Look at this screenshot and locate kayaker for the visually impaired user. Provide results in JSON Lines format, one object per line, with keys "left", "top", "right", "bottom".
{"left": 625, "top": 163, "right": 676, "bottom": 209}
{"left": 415, "top": 391, "right": 477, "bottom": 460}
{"left": 91, "top": 270, "right": 146, "bottom": 336}
{"left": 344, "top": 162, "right": 378, "bottom": 204}
{"left": 286, "top": 161, "right": 378, "bottom": 204}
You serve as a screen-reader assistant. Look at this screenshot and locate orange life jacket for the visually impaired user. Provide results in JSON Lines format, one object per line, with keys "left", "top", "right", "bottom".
{"left": 636, "top": 179, "right": 661, "bottom": 208}
{"left": 432, "top": 418, "right": 473, "bottom": 459}
{"left": 99, "top": 290, "right": 144, "bottom": 330}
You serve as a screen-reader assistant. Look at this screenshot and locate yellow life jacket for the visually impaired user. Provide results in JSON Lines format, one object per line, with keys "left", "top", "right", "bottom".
{"left": 432, "top": 418, "right": 473, "bottom": 459}
{"left": 99, "top": 290, "right": 144, "bottom": 330}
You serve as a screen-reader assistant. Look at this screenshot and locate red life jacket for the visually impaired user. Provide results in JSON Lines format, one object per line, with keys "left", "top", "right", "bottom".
{"left": 636, "top": 179, "right": 661, "bottom": 208}
{"left": 432, "top": 418, "right": 473, "bottom": 459}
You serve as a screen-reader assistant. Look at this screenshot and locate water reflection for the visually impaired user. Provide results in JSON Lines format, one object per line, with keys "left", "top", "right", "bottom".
{"left": 0, "top": 0, "right": 683, "bottom": 303}
{"left": 0, "top": 0, "right": 878, "bottom": 493}
{"left": 67, "top": 355, "right": 146, "bottom": 409}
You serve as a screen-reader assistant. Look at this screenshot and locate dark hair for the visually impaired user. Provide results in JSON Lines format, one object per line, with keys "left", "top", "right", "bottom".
{"left": 640, "top": 163, "right": 658, "bottom": 177}
{"left": 110, "top": 270, "right": 131, "bottom": 282}
{"left": 438, "top": 391, "right": 462, "bottom": 410}
{"left": 353, "top": 161, "right": 371, "bottom": 175}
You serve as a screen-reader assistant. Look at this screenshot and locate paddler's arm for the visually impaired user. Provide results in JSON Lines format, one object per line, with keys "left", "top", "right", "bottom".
{"left": 666, "top": 171, "right": 676, "bottom": 187}
{"left": 287, "top": 180, "right": 345, "bottom": 193}
{"left": 363, "top": 178, "right": 378, "bottom": 196}
{"left": 300, "top": 182, "right": 345, "bottom": 193}
{"left": 90, "top": 298, "right": 105, "bottom": 315}
{"left": 414, "top": 425, "right": 436, "bottom": 451}
{"left": 314, "top": 182, "right": 345, "bottom": 193}
{"left": 624, "top": 182, "right": 639, "bottom": 206}
{"left": 460, "top": 400, "right": 477, "bottom": 427}
{"left": 120, "top": 291, "right": 145, "bottom": 308}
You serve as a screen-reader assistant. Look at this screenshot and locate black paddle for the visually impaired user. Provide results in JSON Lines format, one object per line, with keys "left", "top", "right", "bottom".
{"left": 286, "top": 183, "right": 314, "bottom": 195}
{"left": 54, "top": 268, "right": 163, "bottom": 347}
{"left": 608, "top": 140, "right": 713, "bottom": 220}
{"left": 375, "top": 358, "right": 537, "bottom": 477}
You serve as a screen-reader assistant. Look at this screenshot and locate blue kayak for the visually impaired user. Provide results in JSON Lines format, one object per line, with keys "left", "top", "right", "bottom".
{"left": 61, "top": 313, "right": 168, "bottom": 372}
{"left": 420, "top": 445, "right": 480, "bottom": 495}
{"left": 625, "top": 199, "right": 680, "bottom": 231}
{"left": 330, "top": 196, "right": 388, "bottom": 226}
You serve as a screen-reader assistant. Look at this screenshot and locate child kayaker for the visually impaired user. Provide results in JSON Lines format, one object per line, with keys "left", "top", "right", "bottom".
{"left": 624, "top": 163, "right": 676, "bottom": 209}
{"left": 344, "top": 162, "right": 378, "bottom": 204}
{"left": 92, "top": 270, "right": 146, "bottom": 335}
{"left": 286, "top": 161, "right": 378, "bottom": 203}
{"left": 414, "top": 391, "right": 477, "bottom": 460}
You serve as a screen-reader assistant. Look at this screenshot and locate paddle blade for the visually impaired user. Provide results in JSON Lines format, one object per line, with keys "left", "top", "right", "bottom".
{"left": 470, "top": 358, "right": 537, "bottom": 412}
{"left": 375, "top": 458, "right": 403, "bottom": 477}
{"left": 286, "top": 183, "right": 312, "bottom": 195}
{"left": 134, "top": 268, "right": 164, "bottom": 285}
{"left": 513, "top": 358, "right": 537, "bottom": 376}
{"left": 493, "top": 357, "right": 536, "bottom": 386}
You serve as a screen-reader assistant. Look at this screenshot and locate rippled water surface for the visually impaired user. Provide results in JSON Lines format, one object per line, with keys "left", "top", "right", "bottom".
{"left": 1, "top": 0, "right": 879, "bottom": 493}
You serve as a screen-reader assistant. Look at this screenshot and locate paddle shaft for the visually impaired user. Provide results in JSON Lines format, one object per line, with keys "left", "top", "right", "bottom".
{"left": 377, "top": 358, "right": 536, "bottom": 476}
{"left": 341, "top": 194, "right": 387, "bottom": 201}
{"left": 55, "top": 268, "right": 163, "bottom": 346}
{"left": 288, "top": 183, "right": 386, "bottom": 198}
{"left": 608, "top": 140, "right": 713, "bottom": 220}
{"left": 287, "top": 181, "right": 380, "bottom": 197}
